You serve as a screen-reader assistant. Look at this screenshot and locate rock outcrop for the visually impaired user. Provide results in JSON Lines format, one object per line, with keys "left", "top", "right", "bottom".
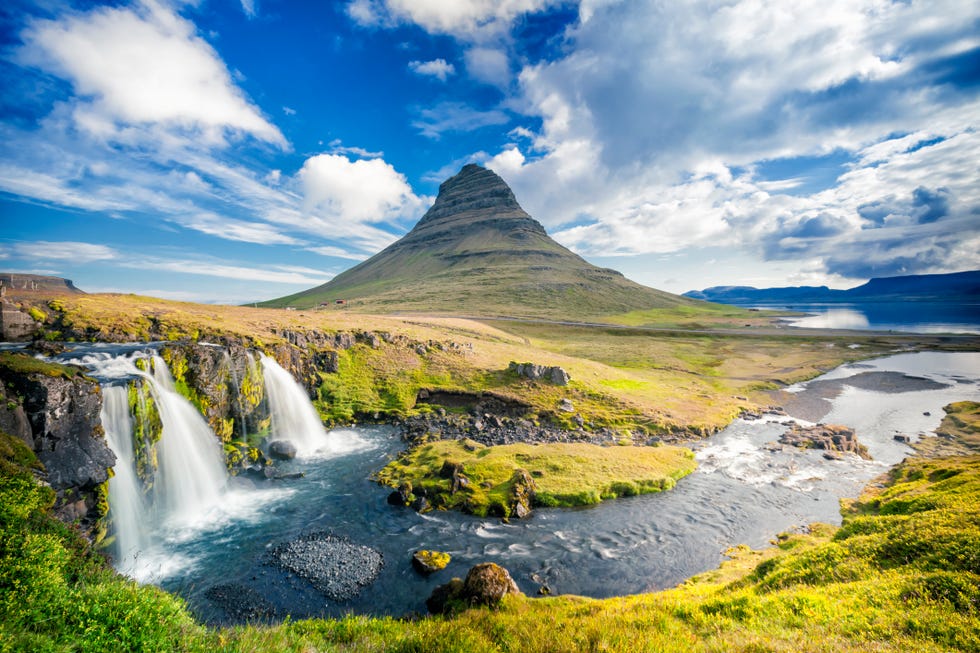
{"left": 427, "top": 562, "right": 523, "bottom": 614}
{"left": 779, "top": 423, "right": 872, "bottom": 459}
{"left": 509, "top": 362, "right": 570, "bottom": 385}
{"left": 0, "top": 353, "right": 113, "bottom": 539}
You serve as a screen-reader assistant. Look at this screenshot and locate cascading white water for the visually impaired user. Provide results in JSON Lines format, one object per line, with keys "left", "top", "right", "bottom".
{"left": 260, "top": 354, "right": 331, "bottom": 457}
{"left": 100, "top": 384, "right": 150, "bottom": 573}
{"left": 149, "top": 356, "right": 227, "bottom": 524}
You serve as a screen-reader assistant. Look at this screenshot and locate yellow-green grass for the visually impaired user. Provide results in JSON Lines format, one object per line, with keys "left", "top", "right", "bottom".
{"left": 20, "top": 291, "right": 979, "bottom": 436}
{"left": 376, "top": 439, "right": 697, "bottom": 516}
{"left": 0, "top": 351, "right": 90, "bottom": 381}
{"left": 914, "top": 401, "right": 980, "bottom": 457}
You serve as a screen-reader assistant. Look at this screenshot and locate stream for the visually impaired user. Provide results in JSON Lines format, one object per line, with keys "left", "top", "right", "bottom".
{"left": 63, "top": 348, "right": 980, "bottom": 623}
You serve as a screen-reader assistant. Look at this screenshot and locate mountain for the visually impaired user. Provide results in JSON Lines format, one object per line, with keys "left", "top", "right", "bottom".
{"left": 264, "top": 164, "right": 701, "bottom": 319}
{"left": 0, "top": 273, "right": 83, "bottom": 296}
{"left": 684, "top": 270, "right": 980, "bottom": 304}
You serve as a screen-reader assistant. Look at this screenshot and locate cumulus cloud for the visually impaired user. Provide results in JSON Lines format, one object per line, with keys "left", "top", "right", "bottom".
{"left": 21, "top": 1, "right": 285, "bottom": 147}
{"left": 474, "top": 0, "right": 980, "bottom": 282}
{"left": 408, "top": 58, "right": 456, "bottom": 81}
{"left": 300, "top": 153, "right": 423, "bottom": 224}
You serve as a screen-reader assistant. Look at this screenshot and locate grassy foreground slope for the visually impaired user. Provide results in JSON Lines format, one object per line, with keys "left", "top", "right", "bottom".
{"left": 3, "top": 407, "right": 979, "bottom": 651}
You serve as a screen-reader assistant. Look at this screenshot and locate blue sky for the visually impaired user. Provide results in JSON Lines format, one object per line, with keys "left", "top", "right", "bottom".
{"left": 1, "top": 0, "right": 978, "bottom": 303}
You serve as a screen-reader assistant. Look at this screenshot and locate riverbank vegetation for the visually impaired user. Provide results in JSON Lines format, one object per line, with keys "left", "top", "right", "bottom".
{"left": 2, "top": 411, "right": 979, "bottom": 651}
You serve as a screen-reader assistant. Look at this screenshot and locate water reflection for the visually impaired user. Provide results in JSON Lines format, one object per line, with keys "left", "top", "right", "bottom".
{"left": 790, "top": 308, "right": 870, "bottom": 330}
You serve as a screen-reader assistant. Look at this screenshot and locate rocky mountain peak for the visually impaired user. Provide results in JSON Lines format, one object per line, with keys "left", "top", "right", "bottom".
{"left": 415, "top": 164, "right": 541, "bottom": 234}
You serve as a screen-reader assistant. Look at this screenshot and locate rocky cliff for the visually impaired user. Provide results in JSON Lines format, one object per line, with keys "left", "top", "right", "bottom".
{"left": 0, "top": 353, "right": 113, "bottom": 540}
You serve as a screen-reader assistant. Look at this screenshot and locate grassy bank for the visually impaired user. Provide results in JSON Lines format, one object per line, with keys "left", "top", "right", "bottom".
{"left": 18, "top": 291, "right": 977, "bottom": 437}
{"left": 376, "top": 439, "right": 697, "bottom": 516}
{"left": 3, "top": 417, "right": 978, "bottom": 651}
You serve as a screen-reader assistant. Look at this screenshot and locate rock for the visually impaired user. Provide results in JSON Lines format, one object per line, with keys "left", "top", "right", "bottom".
{"left": 0, "top": 300, "right": 40, "bottom": 341}
{"left": 462, "top": 562, "right": 522, "bottom": 606}
{"left": 268, "top": 440, "right": 297, "bottom": 460}
{"left": 894, "top": 434, "right": 912, "bottom": 443}
{"left": 508, "top": 361, "right": 570, "bottom": 386}
{"left": 426, "top": 578, "right": 464, "bottom": 615}
{"left": 204, "top": 583, "right": 275, "bottom": 622}
{"left": 412, "top": 550, "right": 451, "bottom": 575}
{"left": 558, "top": 398, "right": 575, "bottom": 413}
{"left": 779, "top": 423, "right": 871, "bottom": 460}
{"left": 426, "top": 562, "right": 522, "bottom": 614}
{"left": 0, "top": 354, "right": 115, "bottom": 540}
{"left": 508, "top": 469, "right": 536, "bottom": 519}
{"left": 267, "top": 532, "right": 383, "bottom": 602}
{"left": 387, "top": 480, "right": 414, "bottom": 506}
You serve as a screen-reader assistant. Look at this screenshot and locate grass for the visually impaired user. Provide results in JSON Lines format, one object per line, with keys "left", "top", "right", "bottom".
{"left": 0, "top": 351, "right": 89, "bottom": 381}
{"left": 16, "top": 290, "right": 977, "bottom": 438}
{"left": 376, "top": 439, "right": 697, "bottom": 517}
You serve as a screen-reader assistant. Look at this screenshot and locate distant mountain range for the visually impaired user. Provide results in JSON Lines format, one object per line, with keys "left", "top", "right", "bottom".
{"left": 0, "top": 273, "right": 83, "bottom": 295}
{"left": 264, "top": 164, "right": 703, "bottom": 319}
{"left": 684, "top": 270, "right": 980, "bottom": 305}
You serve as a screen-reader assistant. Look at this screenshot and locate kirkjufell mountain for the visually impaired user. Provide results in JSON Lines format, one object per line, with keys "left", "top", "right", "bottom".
{"left": 266, "top": 164, "right": 699, "bottom": 318}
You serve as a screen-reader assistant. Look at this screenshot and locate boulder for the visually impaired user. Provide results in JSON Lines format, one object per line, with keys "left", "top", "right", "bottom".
{"left": 558, "top": 398, "right": 575, "bottom": 413}
{"left": 412, "top": 550, "right": 451, "bottom": 575}
{"left": 268, "top": 440, "right": 297, "bottom": 460}
{"left": 508, "top": 469, "right": 536, "bottom": 519}
{"left": 387, "top": 480, "right": 414, "bottom": 506}
{"left": 508, "top": 362, "right": 570, "bottom": 386}
{"left": 426, "top": 562, "right": 522, "bottom": 614}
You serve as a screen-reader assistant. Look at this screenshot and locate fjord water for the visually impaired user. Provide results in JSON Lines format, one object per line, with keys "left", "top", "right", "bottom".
{"left": 141, "top": 351, "right": 979, "bottom": 624}
{"left": 775, "top": 301, "right": 980, "bottom": 333}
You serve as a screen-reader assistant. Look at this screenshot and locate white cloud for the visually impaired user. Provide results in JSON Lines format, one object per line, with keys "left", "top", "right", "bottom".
{"left": 475, "top": 0, "right": 980, "bottom": 281}
{"left": 408, "top": 58, "right": 456, "bottom": 81}
{"left": 133, "top": 258, "right": 330, "bottom": 285}
{"left": 240, "top": 0, "right": 257, "bottom": 19}
{"left": 347, "top": 0, "right": 556, "bottom": 38}
{"left": 328, "top": 139, "right": 385, "bottom": 159}
{"left": 299, "top": 153, "right": 423, "bottom": 224}
{"left": 412, "top": 101, "right": 509, "bottom": 138}
{"left": 307, "top": 245, "right": 368, "bottom": 260}
{"left": 12, "top": 241, "right": 119, "bottom": 263}
{"left": 22, "top": 1, "right": 285, "bottom": 147}
{"left": 177, "top": 212, "right": 305, "bottom": 245}
{"left": 464, "top": 47, "right": 510, "bottom": 87}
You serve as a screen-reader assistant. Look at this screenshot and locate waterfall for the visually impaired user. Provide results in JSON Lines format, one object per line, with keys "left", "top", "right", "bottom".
{"left": 100, "top": 385, "right": 150, "bottom": 574}
{"left": 260, "top": 354, "right": 331, "bottom": 457}
{"left": 149, "top": 356, "right": 227, "bottom": 524}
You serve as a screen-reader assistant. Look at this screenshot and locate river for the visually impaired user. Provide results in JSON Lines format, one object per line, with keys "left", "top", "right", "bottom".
{"left": 81, "top": 350, "right": 972, "bottom": 624}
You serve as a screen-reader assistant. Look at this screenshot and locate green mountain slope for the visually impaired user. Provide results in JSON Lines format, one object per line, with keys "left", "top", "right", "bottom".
{"left": 263, "top": 164, "right": 705, "bottom": 319}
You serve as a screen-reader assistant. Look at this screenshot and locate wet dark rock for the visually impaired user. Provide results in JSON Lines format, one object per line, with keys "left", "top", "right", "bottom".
{"left": 204, "top": 583, "right": 275, "bottom": 622}
{"left": 268, "top": 440, "right": 297, "bottom": 460}
{"left": 894, "top": 434, "right": 912, "bottom": 443}
{"left": 0, "top": 357, "right": 114, "bottom": 540}
{"left": 267, "top": 532, "right": 383, "bottom": 602}
{"left": 387, "top": 480, "right": 413, "bottom": 506}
